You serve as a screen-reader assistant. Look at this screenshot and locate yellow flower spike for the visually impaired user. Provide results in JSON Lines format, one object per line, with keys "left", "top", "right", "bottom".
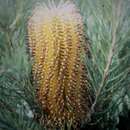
{"left": 28, "top": 0, "right": 91, "bottom": 129}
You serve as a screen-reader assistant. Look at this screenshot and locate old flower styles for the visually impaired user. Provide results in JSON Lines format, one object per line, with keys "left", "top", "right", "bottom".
{"left": 28, "top": 0, "right": 90, "bottom": 129}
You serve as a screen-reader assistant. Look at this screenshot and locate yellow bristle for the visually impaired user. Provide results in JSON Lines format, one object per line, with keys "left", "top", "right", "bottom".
{"left": 28, "top": 1, "right": 90, "bottom": 129}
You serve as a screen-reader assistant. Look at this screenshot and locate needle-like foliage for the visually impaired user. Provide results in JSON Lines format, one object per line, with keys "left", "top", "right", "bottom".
{"left": 76, "top": 0, "right": 130, "bottom": 129}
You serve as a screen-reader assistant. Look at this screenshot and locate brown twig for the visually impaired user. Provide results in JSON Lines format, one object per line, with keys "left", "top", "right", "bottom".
{"left": 89, "top": 0, "right": 123, "bottom": 115}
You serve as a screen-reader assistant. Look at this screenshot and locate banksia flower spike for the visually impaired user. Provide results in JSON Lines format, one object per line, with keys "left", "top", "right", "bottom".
{"left": 28, "top": 0, "right": 91, "bottom": 129}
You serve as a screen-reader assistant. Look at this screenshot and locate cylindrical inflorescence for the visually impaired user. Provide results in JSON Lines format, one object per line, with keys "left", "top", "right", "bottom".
{"left": 28, "top": 1, "right": 91, "bottom": 129}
